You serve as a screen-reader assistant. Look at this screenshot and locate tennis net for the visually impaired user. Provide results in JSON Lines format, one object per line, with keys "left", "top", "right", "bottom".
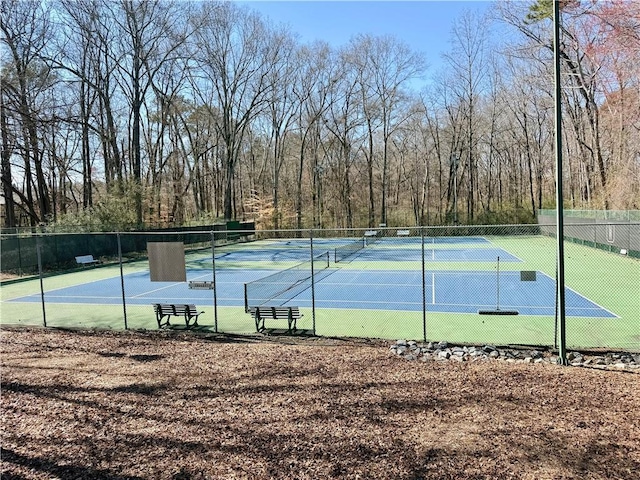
{"left": 244, "top": 252, "right": 330, "bottom": 311}
{"left": 334, "top": 238, "right": 364, "bottom": 262}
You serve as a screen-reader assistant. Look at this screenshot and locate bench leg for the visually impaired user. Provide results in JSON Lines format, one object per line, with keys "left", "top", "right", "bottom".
{"left": 157, "top": 315, "right": 170, "bottom": 329}
{"left": 183, "top": 315, "right": 199, "bottom": 329}
{"left": 287, "top": 309, "right": 298, "bottom": 332}
{"left": 255, "top": 315, "right": 265, "bottom": 333}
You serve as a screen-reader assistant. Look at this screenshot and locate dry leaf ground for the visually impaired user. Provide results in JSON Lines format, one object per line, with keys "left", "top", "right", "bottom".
{"left": 1, "top": 328, "right": 639, "bottom": 480}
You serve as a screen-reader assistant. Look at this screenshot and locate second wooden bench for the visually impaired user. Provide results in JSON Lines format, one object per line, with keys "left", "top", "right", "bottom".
{"left": 248, "top": 306, "right": 302, "bottom": 333}
{"left": 153, "top": 303, "right": 204, "bottom": 329}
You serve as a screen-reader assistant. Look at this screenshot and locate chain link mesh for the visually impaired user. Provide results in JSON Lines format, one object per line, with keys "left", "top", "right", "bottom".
{"left": 1, "top": 223, "right": 638, "bottom": 351}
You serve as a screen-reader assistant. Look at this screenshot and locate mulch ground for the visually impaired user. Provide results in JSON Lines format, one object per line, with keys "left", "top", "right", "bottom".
{"left": 1, "top": 327, "right": 639, "bottom": 480}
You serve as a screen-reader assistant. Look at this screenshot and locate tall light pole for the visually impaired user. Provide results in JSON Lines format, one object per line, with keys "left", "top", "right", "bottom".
{"left": 553, "top": 0, "right": 568, "bottom": 366}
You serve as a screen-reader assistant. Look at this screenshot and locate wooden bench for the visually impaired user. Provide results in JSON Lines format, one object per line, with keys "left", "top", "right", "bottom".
{"left": 153, "top": 303, "right": 204, "bottom": 329}
{"left": 75, "top": 254, "right": 100, "bottom": 267}
{"left": 248, "top": 306, "right": 302, "bottom": 333}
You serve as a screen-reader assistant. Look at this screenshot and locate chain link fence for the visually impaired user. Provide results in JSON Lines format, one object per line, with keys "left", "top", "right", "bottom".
{"left": 1, "top": 223, "right": 638, "bottom": 351}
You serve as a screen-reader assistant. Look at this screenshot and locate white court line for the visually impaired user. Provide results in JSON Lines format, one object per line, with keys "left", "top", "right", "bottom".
{"left": 132, "top": 282, "right": 185, "bottom": 298}
{"left": 11, "top": 296, "right": 246, "bottom": 305}
{"left": 480, "top": 236, "right": 525, "bottom": 262}
{"left": 34, "top": 295, "right": 122, "bottom": 300}
{"left": 538, "top": 271, "right": 620, "bottom": 318}
{"left": 318, "top": 281, "right": 422, "bottom": 287}
{"left": 503, "top": 251, "right": 525, "bottom": 262}
{"left": 315, "top": 299, "right": 423, "bottom": 307}
{"left": 432, "top": 272, "right": 436, "bottom": 304}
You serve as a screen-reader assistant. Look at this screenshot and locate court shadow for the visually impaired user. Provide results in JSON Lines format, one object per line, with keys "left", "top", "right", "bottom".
{"left": 259, "top": 328, "right": 315, "bottom": 337}
{"left": 165, "top": 324, "right": 216, "bottom": 333}
{"left": 97, "top": 351, "right": 126, "bottom": 358}
{"left": 128, "top": 354, "right": 163, "bottom": 362}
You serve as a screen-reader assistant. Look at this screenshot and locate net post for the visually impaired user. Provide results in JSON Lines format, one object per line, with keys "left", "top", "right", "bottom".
{"left": 244, "top": 283, "right": 249, "bottom": 313}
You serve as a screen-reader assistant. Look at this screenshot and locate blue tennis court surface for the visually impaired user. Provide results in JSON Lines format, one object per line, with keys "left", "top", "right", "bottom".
{"left": 349, "top": 248, "right": 521, "bottom": 262}
{"left": 280, "top": 236, "right": 492, "bottom": 246}
{"left": 9, "top": 267, "right": 616, "bottom": 318}
{"left": 208, "top": 246, "right": 521, "bottom": 263}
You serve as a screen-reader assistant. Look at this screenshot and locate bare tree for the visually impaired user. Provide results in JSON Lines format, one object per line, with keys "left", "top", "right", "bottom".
{"left": 498, "top": 0, "right": 611, "bottom": 207}
{"left": 322, "top": 48, "right": 366, "bottom": 228}
{"left": 1, "top": 81, "right": 17, "bottom": 227}
{"left": 1, "top": 0, "right": 56, "bottom": 225}
{"left": 262, "top": 28, "right": 298, "bottom": 230}
{"left": 443, "top": 10, "right": 491, "bottom": 222}
{"left": 351, "top": 34, "right": 426, "bottom": 226}
{"left": 291, "top": 41, "right": 335, "bottom": 229}
{"left": 192, "top": 2, "right": 276, "bottom": 220}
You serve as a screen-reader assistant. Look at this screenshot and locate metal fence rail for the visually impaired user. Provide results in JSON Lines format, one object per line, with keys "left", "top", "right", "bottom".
{"left": 1, "top": 224, "right": 638, "bottom": 351}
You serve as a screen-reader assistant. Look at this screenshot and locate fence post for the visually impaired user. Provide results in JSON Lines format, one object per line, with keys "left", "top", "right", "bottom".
{"left": 37, "top": 236, "right": 46, "bottom": 327}
{"left": 117, "top": 233, "right": 128, "bottom": 330}
{"left": 18, "top": 234, "right": 23, "bottom": 276}
{"left": 211, "top": 231, "right": 218, "bottom": 332}
{"left": 421, "top": 227, "right": 427, "bottom": 342}
{"left": 310, "top": 230, "right": 316, "bottom": 335}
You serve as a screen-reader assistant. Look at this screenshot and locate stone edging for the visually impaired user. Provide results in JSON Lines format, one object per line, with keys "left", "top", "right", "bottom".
{"left": 390, "top": 340, "right": 640, "bottom": 372}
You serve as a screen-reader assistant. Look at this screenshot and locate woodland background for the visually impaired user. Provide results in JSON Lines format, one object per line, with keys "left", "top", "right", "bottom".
{"left": 1, "top": 0, "right": 638, "bottom": 231}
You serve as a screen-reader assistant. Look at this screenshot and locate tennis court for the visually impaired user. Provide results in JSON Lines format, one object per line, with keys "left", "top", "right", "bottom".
{"left": 6, "top": 267, "right": 614, "bottom": 317}
{"left": 1, "top": 231, "right": 636, "bottom": 349}
{"left": 5, "top": 236, "right": 617, "bottom": 316}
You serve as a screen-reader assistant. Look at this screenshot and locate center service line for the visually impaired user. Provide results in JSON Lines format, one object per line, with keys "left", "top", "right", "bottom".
{"left": 432, "top": 272, "right": 436, "bottom": 304}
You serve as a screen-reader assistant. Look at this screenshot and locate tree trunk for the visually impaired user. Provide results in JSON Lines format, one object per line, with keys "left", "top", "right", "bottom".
{"left": 1, "top": 99, "right": 17, "bottom": 228}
